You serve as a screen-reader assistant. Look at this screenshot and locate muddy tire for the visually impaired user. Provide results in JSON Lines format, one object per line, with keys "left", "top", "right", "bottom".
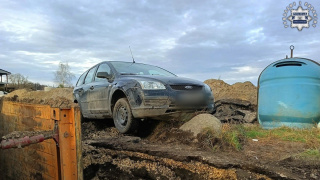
{"left": 113, "top": 98, "right": 138, "bottom": 134}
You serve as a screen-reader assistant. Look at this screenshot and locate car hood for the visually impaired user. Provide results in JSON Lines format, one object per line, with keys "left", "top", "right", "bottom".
{"left": 120, "top": 75, "right": 204, "bottom": 86}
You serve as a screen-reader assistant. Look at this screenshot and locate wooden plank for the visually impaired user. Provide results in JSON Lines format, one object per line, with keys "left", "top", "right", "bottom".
{"left": 74, "top": 107, "right": 83, "bottom": 180}
{"left": 58, "top": 108, "right": 78, "bottom": 180}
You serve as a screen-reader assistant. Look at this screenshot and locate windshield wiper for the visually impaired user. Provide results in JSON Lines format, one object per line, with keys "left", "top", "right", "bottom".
{"left": 120, "top": 73, "right": 138, "bottom": 75}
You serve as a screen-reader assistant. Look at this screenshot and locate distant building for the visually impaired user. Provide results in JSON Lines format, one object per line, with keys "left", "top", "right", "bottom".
{"left": 0, "top": 69, "right": 11, "bottom": 91}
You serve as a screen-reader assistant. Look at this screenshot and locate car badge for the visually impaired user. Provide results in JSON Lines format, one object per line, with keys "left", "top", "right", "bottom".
{"left": 185, "top": 86, "right": 193, "bottom": 89}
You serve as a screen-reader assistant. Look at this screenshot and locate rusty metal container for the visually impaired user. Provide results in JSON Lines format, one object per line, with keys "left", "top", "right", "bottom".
{"left": 258, "top": 58, "right": 320, "bottom": 129}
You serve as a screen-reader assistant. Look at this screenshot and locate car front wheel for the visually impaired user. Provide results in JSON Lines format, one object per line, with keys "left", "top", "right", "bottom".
{"left": 113, "top": 98, "right": 138, "bottom": 134}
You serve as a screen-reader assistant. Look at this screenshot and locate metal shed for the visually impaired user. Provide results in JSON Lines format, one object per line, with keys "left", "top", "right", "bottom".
{"left": 0, "top": 69, "right": 11, "bottom": 91}
{"left": 258, "top": 58, "right": 320, "bottom": 129}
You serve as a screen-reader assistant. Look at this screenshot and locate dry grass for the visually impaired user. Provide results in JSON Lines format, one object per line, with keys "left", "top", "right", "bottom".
{"left": 199, "top": 124, "right": 320, "bottom": 151}
{"left": 243, "top": 125, "right": 320, "bottom": 149}
{"left": 296, "top": 149, "right": 320, "bottom": 160}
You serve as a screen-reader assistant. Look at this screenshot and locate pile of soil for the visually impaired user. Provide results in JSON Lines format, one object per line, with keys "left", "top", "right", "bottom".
{"left": 204, "top": 79, "right": 258, "bottom": 123}
{"left": 81, "top": 119, "right": 121, "bottom": 140}
{"left": 81, "top": 119, "right": 198, "bottom": 146}
{"left": 4, "top": 88, "right": 77, "bottom": 108}
{"left": 144, "top": 121, "right": 197, "bottom": 145}
{"left": 204, "top": 79, "right": 257, "bottom": 105}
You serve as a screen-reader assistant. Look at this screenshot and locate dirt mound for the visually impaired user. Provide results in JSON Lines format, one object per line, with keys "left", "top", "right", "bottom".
{"left": 204, "top": 79, "right": 257, "bottom": 123}
{"left": 5, "top": 88, "right": 76, "bottom": 108}
{"left": 81, "top": 119, "right": 121, "bottom": 140}
{"left": 204, "top": 79, "right": 257, "bottom": 105}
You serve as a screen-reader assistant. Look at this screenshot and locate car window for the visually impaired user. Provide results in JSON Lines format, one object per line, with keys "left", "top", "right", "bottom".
{"left": 148, "top": 70, "right": 167, "bottom": 76}
{"left": 110, "top": 62, "right": 176, "bottom": 77}
{"left": 84, "top": 67, "right": 97, "bottom": 84}
{"left": 76, "top": 71, "right": 87, "bottom": 86}
{"left": 95, "top": 63, "right": 111, "bottom": 82}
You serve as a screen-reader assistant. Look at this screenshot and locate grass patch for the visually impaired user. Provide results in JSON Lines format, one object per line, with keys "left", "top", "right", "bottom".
{"left": 242, "top": 125, "right": 320, "bottom": 147}
{"left": 220, "top": 124, "right": 320, "bottom": 150}
{"left": 198, "top": 125, "right": 246, "bottom": 151}
{"left": 198, "top": 124, "right": 320, "bottom": 151}
{"left": 220, "top": 125, "right": 246, "bottom": 151}
{"left": 295, "top": 149, "right": 320, "bottom": 160}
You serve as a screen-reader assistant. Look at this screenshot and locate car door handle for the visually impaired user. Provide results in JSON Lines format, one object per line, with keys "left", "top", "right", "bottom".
{"left": 90, "top": 86, "right": 94, "bottom": 90}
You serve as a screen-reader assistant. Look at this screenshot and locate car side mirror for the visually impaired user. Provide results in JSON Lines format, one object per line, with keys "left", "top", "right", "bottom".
{"left": 97, "top": 72, "right": 112, "bottom": 80}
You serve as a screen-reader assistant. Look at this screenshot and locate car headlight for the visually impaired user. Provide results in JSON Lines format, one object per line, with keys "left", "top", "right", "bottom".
{"left": 204, "top": 84, "right": 212, "bottom": 92}
{"left": 138, "top": 81, "right": 166, "bottom": 90}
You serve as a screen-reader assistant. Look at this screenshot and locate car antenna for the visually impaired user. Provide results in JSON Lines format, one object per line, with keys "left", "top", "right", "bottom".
{"left": 129, "top": 46, "right": 135, "bottom": 63}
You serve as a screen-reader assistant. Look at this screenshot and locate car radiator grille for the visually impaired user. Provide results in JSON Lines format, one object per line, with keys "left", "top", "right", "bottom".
{"left": 170, "top": 85, "right": 203, "bottom": 91}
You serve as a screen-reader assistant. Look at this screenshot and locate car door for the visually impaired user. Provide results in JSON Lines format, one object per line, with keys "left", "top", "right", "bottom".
{"left": 88, "top": 63, "right": 113, "bottom": 117}
{"left": 74, "top": 71, "right": 87, "bottom": 114}
{"left": 79, "top": 66, "right": 97, "bottom": 117}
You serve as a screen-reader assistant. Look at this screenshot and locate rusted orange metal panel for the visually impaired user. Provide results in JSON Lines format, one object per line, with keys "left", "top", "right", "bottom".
{"left": 51, "top": 108, "right": 61, "bottom": 121}
{"left": 0, "top": 101, "right": 59, "bottom": 179}
{"left": 0, "top": 101, "right": 82, "bottom": 180}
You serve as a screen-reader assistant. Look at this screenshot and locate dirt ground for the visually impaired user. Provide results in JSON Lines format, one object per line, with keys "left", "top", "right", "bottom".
{"left": 3, "top": 82, "right": 320, "bottom": 179}
{"left": 81, "top": 119, "right": 320, "bottom": 180}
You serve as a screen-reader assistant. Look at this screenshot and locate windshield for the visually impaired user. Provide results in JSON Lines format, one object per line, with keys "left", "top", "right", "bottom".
{"left": 110, "top": 62, "right": 176, "bottom": 77}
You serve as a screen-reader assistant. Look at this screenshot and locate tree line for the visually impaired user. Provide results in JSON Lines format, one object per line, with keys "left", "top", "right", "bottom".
{"left": 8, "top": 73, "right": 47, "bottom": 91}
{"left": 7, "top": 62, "right": 75, "bottom": 91}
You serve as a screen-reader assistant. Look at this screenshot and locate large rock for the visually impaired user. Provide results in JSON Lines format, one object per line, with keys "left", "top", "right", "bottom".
{"left": 179, "top": 114, "right": 222, "bottom": 137}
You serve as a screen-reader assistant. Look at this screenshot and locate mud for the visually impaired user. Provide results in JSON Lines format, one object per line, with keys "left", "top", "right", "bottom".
{"left": 81, "top": 119, "right": 320, "bottom": 180}
{"left": 82, "top": 145, "right": 240, "bottom": 180}
{"left": 213, "top": 99, "right": 257, "bottom": 123}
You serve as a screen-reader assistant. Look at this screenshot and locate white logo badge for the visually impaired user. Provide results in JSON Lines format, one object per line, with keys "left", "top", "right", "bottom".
{"left": 184, "top": 86, "right": 193, "bottom": 90}
{"left": 283, "top": 1, "right": 317, "bottom": 31}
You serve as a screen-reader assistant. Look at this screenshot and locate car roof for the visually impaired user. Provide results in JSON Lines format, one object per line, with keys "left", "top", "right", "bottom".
{"left": 102, "top": 61, "right": 153, "bottom": 66}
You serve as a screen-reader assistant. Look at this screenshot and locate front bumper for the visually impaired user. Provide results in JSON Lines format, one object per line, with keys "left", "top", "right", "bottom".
{"left": 130, "top": 89, "right": 214, "bottom": 120}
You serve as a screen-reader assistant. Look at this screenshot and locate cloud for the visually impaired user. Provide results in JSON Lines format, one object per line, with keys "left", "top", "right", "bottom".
{"left": 0, "top": 0, "right": 319, "bottom": 86}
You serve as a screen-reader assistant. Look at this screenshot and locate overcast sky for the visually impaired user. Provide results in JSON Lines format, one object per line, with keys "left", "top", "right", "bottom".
{"left": 1, "top": 0, "right": 319, "bottom": 86}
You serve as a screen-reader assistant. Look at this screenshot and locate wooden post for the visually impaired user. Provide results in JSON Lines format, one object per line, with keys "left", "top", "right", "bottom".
{"left": 58, "top": 108, "right": 82, "bottom": 180}
{"left": 5, "top": 75, "right": 7, "bottom": 91}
